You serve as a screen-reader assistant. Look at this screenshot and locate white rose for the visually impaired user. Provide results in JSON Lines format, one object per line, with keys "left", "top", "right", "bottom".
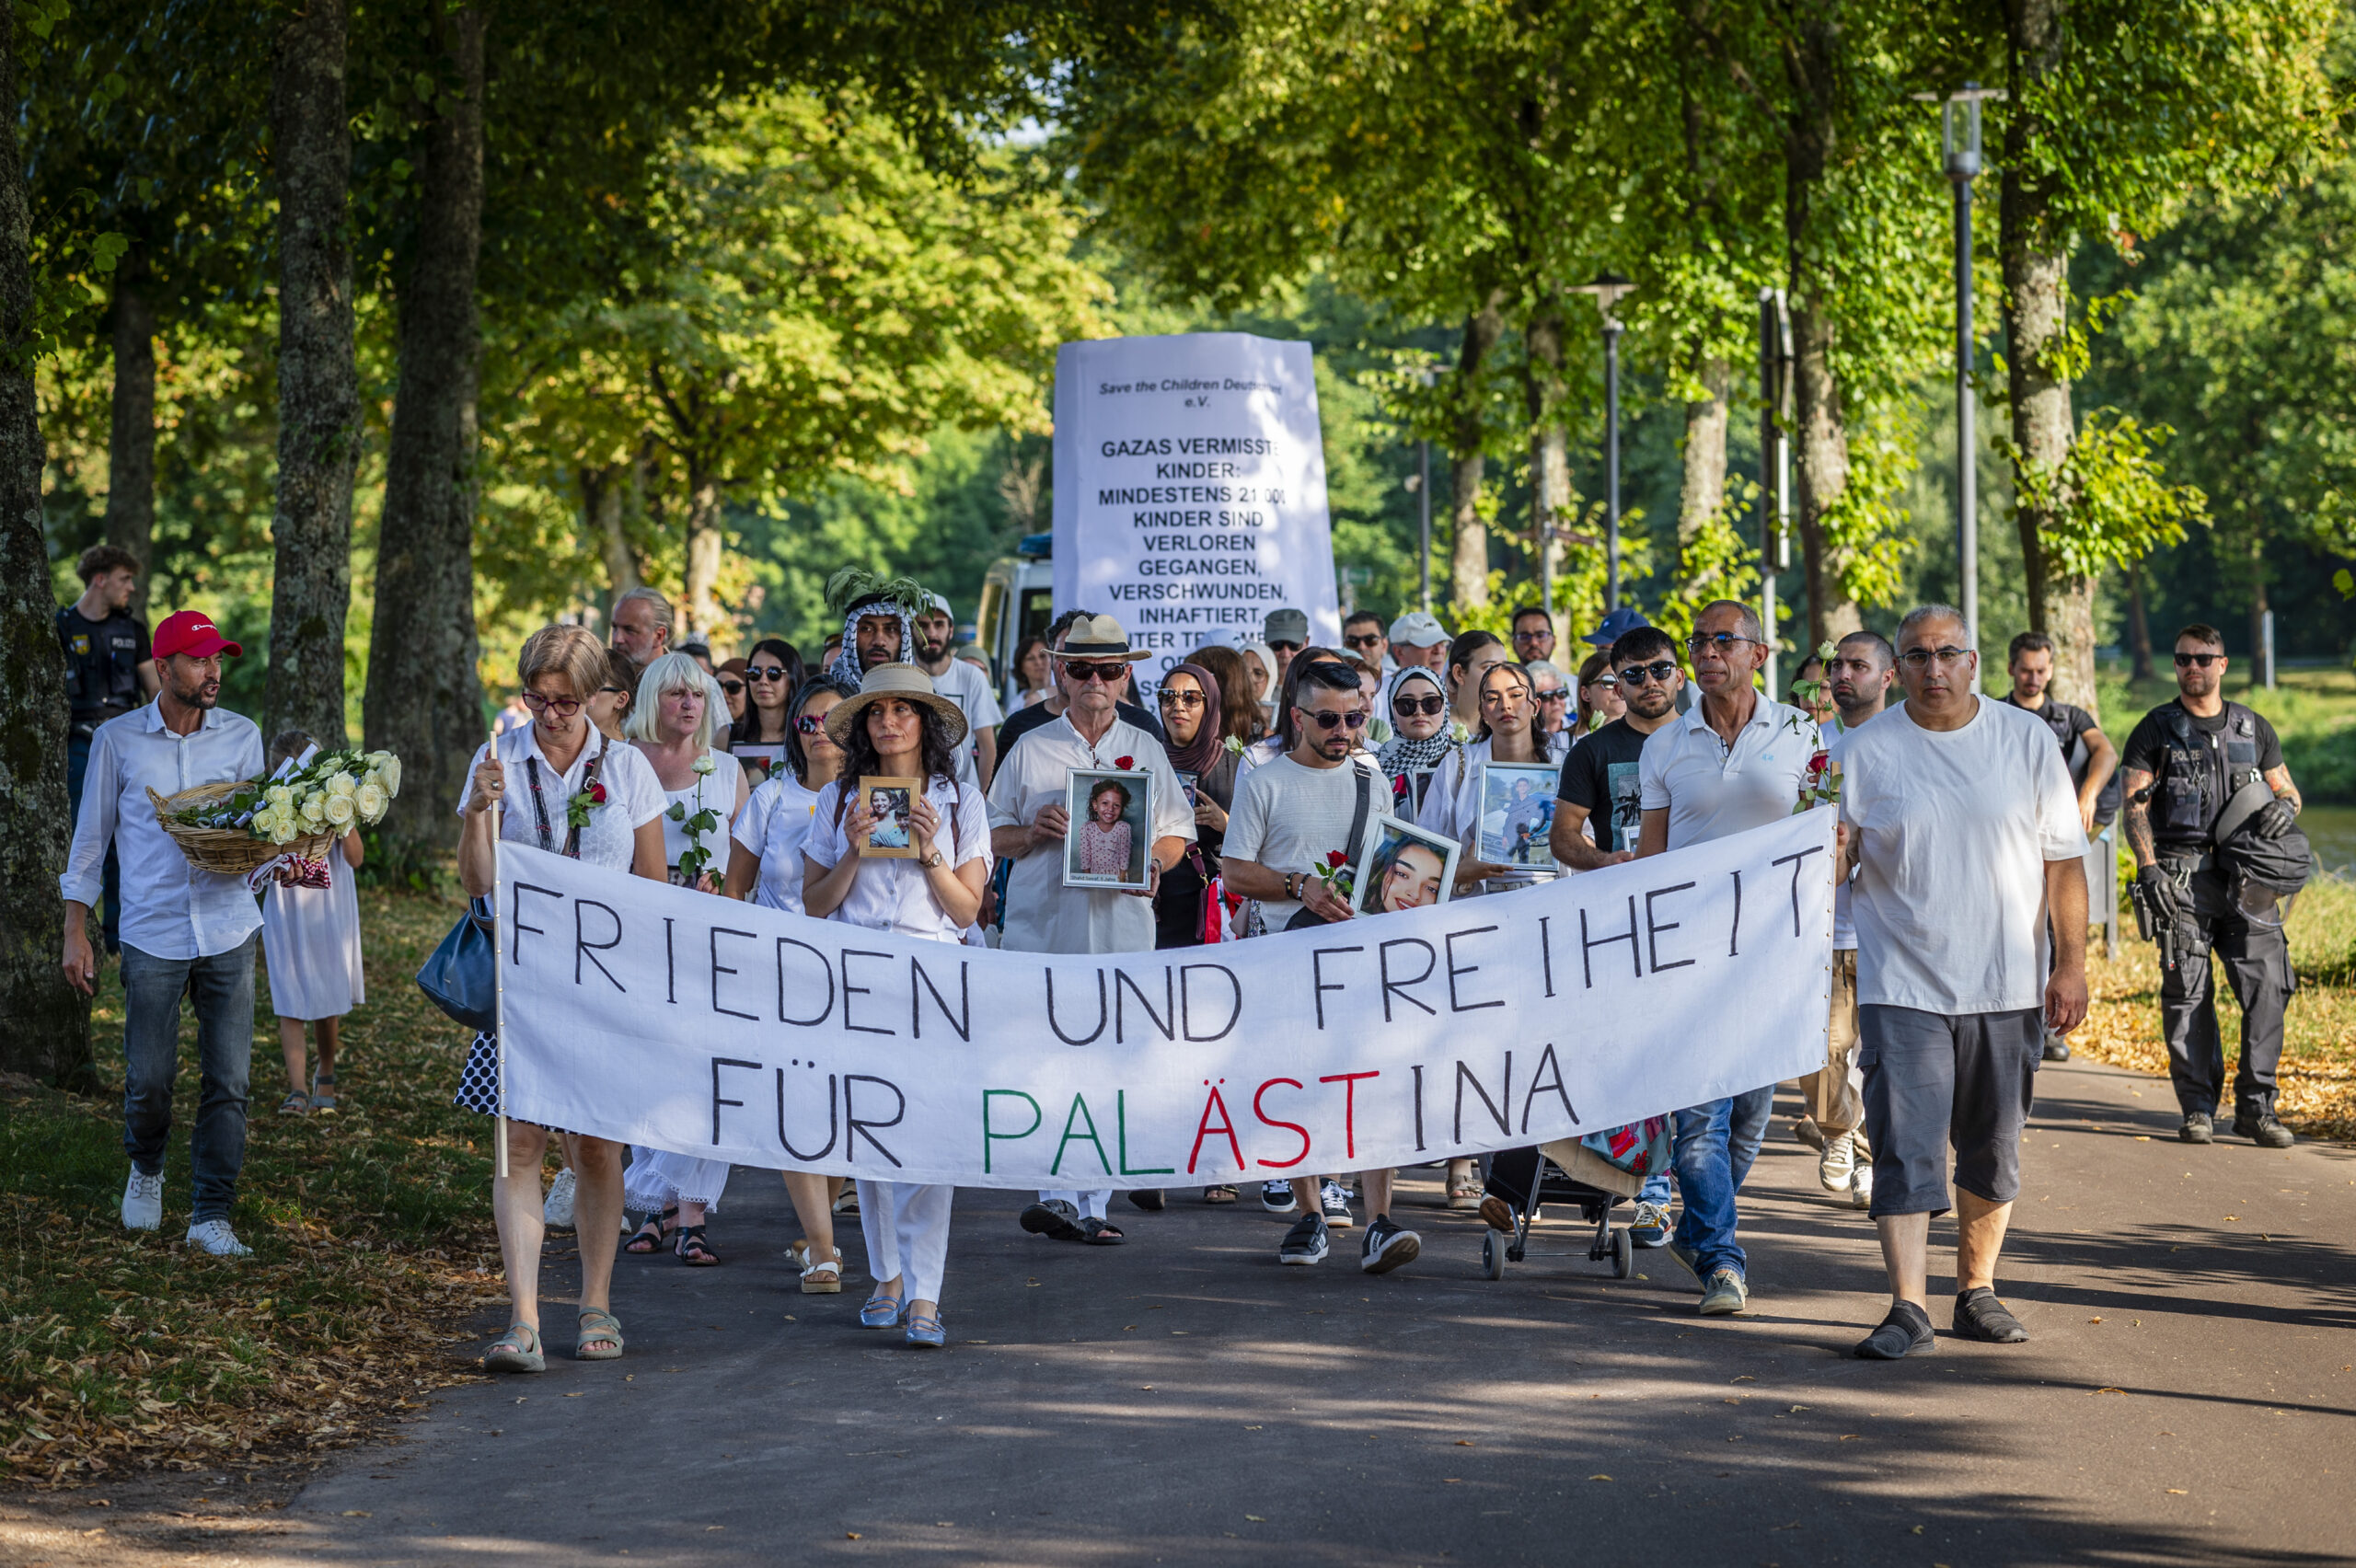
{"left": 326, "top": 771, "right": 358, "bottom": 799}
{"left": 375, "top": 755, "right": 402, "bottom": 796}
{"left": 265, "top": 784, "right": 295, "bottom": 811}
{"left": 354, "top": 780, "right": 388, "bottom": 823}
{"left": 300, "top": 793, "right": 329, "bottom": 827}
{"left": 323, "top": 792, "right": 357, "bottom": 828}
{"left": 265, "top": 812, "right": 300, "bottom": 846}
{"left": 691, "top": 753, "right": 717, "bottom": 776}
{"left": 361, "top": 767, "right": 383, "bottom": 793}
{"left": 369, "top": 749, "right": 394, "bottom": 772}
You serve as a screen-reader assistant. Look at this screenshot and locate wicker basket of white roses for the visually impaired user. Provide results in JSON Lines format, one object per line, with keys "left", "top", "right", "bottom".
{"left": 149, "top": 748, "right": 403, "bottom": 876}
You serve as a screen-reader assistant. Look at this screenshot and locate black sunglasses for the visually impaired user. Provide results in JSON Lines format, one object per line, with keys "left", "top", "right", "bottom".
{"left": 1617, "top": 659, "right": 1680, "bottom": 686}
{"left": 1302, "top": 708, "right": 1368, "bottom": 731}
{"left": 1266, "top": 640, "right": 1303, "bottom": 654}
{"left": 1344, "top": 632, "right": 1385, "bottom": 649}
{"left": 2174, "top": 651, "right": 2223, "bottom": 667}
{"left": 1061, "top": 661, "right": 1127, "bottom": 684}
{"left": 1392, "top": 693, "right": 1447, "bottom": 717}
{"left": 718, "top": 678, "right": 745, "bottom": 696}
{"left": 1157, "top": 689, "right": 1205, "bottom": 708}
{"left": 746, "top": 665, "right": 791, "bottom": 681}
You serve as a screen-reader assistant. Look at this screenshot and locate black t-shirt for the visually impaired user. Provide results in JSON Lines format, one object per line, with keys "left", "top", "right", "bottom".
{"left": 998, "top": 697, "right": 1167, "bottom": 759}
{"left": 2121, "top": 702, "right": 2282, "bottom": 778}
{"left": 56, "top": 606, "right": 148, "bottom": 722}
{"left": 2121, "top": 699, "right": 2282, "bottom": 849}
{"left": 2002, "top": 693, "right": 2096, "bottom": 756}
{"left": 1554, "top": 717, "right": 1653, "bottom": 855}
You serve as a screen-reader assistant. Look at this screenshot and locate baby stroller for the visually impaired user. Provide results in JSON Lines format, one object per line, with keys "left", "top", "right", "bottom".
{"left": 1475, "top": 1116, "right": 1672, "bottom": 1281}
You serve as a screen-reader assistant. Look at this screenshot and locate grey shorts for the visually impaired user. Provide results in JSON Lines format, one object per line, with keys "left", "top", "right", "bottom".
{"left": 1857, "top": 1004, "right": 2043, "bottom": 1217}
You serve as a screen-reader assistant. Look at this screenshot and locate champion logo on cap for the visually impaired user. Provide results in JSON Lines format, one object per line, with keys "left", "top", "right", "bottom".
{"left": 153, "top": 610, "right": 244, "bottom": 661}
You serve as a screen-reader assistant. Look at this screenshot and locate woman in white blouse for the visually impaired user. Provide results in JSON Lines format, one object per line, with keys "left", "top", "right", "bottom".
{"left": 722, "top": 672, "right": 857, "bottom": 1292}
{"left": 618, "top": 652, "right": 751, "bottom": 1266}
{"left": 455, "top": 627, "right": 667, "bottom": 1373}
{"left": 802, "top": 664, "right": 991, "bottom": 1350}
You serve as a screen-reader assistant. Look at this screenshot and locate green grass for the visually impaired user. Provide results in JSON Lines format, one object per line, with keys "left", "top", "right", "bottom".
{"left": 1, "top": 886, "right": 509, "bottom": 1484}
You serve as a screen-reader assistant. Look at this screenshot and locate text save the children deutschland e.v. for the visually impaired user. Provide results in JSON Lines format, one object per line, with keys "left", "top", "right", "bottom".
{"left": 492, "top": 812, "right": 1836, "bottom": 1189}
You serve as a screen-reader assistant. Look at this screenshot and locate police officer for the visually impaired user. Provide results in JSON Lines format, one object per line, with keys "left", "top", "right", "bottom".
{"left": 58, "top": 545, "right": 159, "bottom": 954}
{"left": 2119, "top": 624, "right": 2302, "bottom": 1149}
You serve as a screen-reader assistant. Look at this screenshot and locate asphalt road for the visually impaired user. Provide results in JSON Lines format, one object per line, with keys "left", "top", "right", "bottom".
{"left": 256, "top": 1059, "right": 2356, "bottom": 1565}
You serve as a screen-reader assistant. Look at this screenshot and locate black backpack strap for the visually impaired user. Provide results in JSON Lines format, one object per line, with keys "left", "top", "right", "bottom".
{"left": 1345, "top": 757, "right": 1374, "bottom": 864}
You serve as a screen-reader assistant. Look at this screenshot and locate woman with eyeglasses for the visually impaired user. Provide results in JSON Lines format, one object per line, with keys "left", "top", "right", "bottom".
{"left": 588, "top": 648, "right": 642, "bottom": 741}
{"left": 718, "top": 673, "right": 859, "bottom": 1292}
{"left": 715, "top": 657, "right": 749, "bottom": 739}
{"left": 730, "top": 638, "right": 803, "bottom": 786}
{"left": 455, "top": 627, "right": 669, "bottom": 1374}
{"left": 1574, "top": 651, "right": 1626, "bottom": 738}
{"left": 1527, "top": 658, "right": 1575, "bottom": 762}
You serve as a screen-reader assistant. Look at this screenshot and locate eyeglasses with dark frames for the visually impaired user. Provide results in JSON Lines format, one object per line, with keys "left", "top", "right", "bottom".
{"left": 521, "top": 692, "right": 583, "bottom": 716}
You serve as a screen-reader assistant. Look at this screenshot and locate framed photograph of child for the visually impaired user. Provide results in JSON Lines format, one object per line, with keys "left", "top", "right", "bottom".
{"left": 1064, "top": 768, "right": 1153, "bottom": 890}
{"left": 1351, "top": 814, "right": 1461, "bottom": 917}
{"left": 1478, "top": 762, "right": 1559, "bottom": 870}
{"left": 859, "top": 777, "right": 918, "bottom": 859}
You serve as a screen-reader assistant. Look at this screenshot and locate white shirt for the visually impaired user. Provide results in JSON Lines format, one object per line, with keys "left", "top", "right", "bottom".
{"left": 1840, "top": 696, "right": 2089, "bottom": 1014}
{"left": 1637, "top": 692, "right": 1819, "bottom": 850}
{"left": 733, "top": 772, "right": 822, "bottom": 914}
{"left": 457, "top": 726, "right": 665, "bottom": 870}
{"left": 928, "top": 658, "right": 1005, "bottom": 742}
{"left": 1823, "top": 713, "right": 1869, "bottom": 950}
{"left": 806, "top": 776, "right": 990, "bottom": 942}
{"left": 62, "top": 703, "right": 266, "bottom": 959}
{"left": 1225, "top": 752, "right": 1385, "bottom": 928}
{"left": 650, "top": 747, "right": 745, "bottom": 881}
{"left": 987, "top": 711, "right": 1195, "bottom": 955}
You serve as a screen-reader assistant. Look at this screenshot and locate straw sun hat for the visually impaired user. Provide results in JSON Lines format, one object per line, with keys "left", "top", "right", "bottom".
{"left": 823, "top": 662, "right": 970, "bottom": 748}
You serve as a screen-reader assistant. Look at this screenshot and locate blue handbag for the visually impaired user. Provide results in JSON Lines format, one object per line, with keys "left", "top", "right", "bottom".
{"left": 416, "top": 896, "right": 498, "bottom": 1032}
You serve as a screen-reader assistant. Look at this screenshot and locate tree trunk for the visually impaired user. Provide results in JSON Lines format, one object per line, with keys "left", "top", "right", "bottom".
{"left": 587, "top": 467, "right": 641, "bottom": 595}
{"left": 265, "top": 0, "right": 359, "bottom": 749}
{"left": 364, "top": 6, "right": 485, "bottom": 855}
{"left": 1784, "top": 21, "right": 1858, "bottom": 648}
{"left": 683, "top": 467, "right": 724, "bottom": 638}
{"left": 1522, "top": 305, "right": 1569, "bottom": 633}
{"left": 0, "top": 3, "right": 93, "bottom": 1084}
{"left": 103, "top": 250, "right": 156, "bottom": 615}
{"left": 2125, "top": 559, "right": 2154, "bottom": 682}
{"left": 1679, "top": 350, "right": 1730, "bottom": 592}
{"left": 1449, "top": 298, "right": 1506, "bottom": 611}
{"left": 2001, "top": 0, "right": 2096, "bottom": 709}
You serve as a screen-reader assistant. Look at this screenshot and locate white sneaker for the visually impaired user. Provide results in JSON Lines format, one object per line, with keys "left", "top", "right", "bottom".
{"left": 122, "top": 1168, "right": 164, "bottom": 1230}
{"left": 542, "top": 1168, "right": 578, "bottom": 1229}
{"left": 1819, "top": 1130, "right": 1854, "bottom": 1191}
{"left": 186, "top": 1218, "right": 252, "bottom": 1257}
{"left": 1848, "top": 1163, "right": 1873, "bottom": 1210}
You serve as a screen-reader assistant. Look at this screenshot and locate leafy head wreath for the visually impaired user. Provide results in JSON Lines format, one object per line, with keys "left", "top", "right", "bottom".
{"left": 824, "top": 566, "right": 931, "bottom": 687}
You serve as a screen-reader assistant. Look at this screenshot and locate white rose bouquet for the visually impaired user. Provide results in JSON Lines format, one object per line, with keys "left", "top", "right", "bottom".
{"left": 173, "top": 746, "right": 406, "bottom": 846}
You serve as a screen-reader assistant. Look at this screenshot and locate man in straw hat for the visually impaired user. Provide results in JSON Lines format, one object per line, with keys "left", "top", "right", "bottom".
{"left": 987, "top": 614, "right": 1196, "bottom": 1243}
{"left": 60, "top": 609, "right": 266, "bottom": 1258}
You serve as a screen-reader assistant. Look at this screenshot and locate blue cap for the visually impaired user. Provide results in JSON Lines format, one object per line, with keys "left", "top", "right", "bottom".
{"left": 1585, "top": 606, "right": 1650, "bottom": 648}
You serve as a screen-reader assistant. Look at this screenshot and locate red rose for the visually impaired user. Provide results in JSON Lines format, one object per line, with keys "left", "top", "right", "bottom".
{"left": 1325, "top": 849, "right": 1350, "bottom": 869}
{"left": 588, "top": 781, "right": 607, "bottom": 803}
{"left": 1114, "top": 755, "right": 1135, "bottom": 771}
{"left": 1807, "top": 750, "right": 1829, "bottom": 775}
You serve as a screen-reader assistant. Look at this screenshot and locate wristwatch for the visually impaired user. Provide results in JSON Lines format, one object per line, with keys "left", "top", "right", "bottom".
{"left": 921, "top": 848, "right": 944, "bottom": 870}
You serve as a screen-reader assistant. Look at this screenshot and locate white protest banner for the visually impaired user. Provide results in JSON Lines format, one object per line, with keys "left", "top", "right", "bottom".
{"left": 494, "top": 811, "right": 1835, "bottom": 1189}
{"left": 1052, "top": 333, "right": 1339, "bottom": 689}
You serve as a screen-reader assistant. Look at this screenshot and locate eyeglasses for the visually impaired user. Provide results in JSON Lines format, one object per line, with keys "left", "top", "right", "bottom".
{"left": 718, "top": 678, "right": 745, "bottom": 697}
{"left": 600, "top": 685, "right": 628, "bottom": 698}
{"left": 1618, "top": 659, "right": 1680, "bottom": 686}
{"left": 1157, "top": 690, "right": 1205, "bottom": 709}
{"left": 1301, "top": 708, "right": 1368, "bottom": 731}
{"left": 1512, "top": 628, "right": 1553, "bottom": 644}
{"left": 747, "top": 665, "right": 791, "bottom": 682}
{"left": 1392, "top": 693, "right": 1447, "bottom": 717}
{"left": 1897, "top": 647, "right": 1976, "bottom": 669}
{"left": 1344, "top": 633, "right": 1384, "bottom": 650}
{"left": 1533, "top": 686, "right": 1570, "bottom": 703}
{"left": 2174, "top": 651, "right": 2223, "bottom": 667}
{"left": 521, "top": 692, "right": 582, "bottom": 716}
{"left": 1686, "top": 632, "right": 1762, "bottom": 655}
{"left": 1266, "top": 640, "right": 1303, "bottom": 654}
{"left": 793, "top": 714, "right": 828, "bottom": 734}
{"left": 1060, "top": 660, "right": 1127, "bottom": 684}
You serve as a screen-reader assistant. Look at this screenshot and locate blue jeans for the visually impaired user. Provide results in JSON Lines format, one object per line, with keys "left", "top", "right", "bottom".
{"left": 121, "top": 936, "right": 258, "bottom": 1223}
{"left": 1670, "top": 1086, "right": 1774, "bottom": 1280}
{"left": 67, "top": 730, "right": 122, "bottom": 951}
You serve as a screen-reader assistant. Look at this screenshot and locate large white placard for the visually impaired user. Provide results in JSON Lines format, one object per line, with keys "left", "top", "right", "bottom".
{"left": 492, "top": 812, "right": 1836, "bottom": 1189}
{"left": 1052, "top": 333, "right": 1340, "bottom": 689}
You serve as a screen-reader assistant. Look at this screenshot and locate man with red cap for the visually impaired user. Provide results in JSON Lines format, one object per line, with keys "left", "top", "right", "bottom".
{"left": 60, "top": 610, "right": 266, "bottom": 1258}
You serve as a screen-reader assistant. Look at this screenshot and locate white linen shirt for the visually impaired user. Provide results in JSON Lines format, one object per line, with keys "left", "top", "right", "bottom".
{"left": 805, "top": 776, "right": 990, "bottom": 941}
{"left": 61, "top": 703, "right": 266, "bottom": 959}
{"left": 987, "top": 711, "right": 1195, "bottom": 955}
{"left": 929, "top": 658, "right": 1005, "bottom": 767}
{"left": 456, "top": 725, "right": 665, "bottom": 870}
{"left": 1637, "top": 693, "right": 1819, "bottom": 850}
{"left": 732, "top": 772, "right": 821, "bottom": 914}
{"left": 1839, "top": 696, "right": 2089, "bottom": 1015}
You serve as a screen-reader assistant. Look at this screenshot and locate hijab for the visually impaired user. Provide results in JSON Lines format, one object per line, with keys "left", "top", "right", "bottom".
{"left": 1161, "top": 661, "right": 1226, "bottom": 778}
{"left": 1377, "top": 665, "right": 1456, "bottom": 776}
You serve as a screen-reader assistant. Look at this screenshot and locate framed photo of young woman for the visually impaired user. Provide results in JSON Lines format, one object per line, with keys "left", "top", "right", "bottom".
{"left": 859, "top": 776, "right": 918, "bottom": 859}
{"left": 1064, "top": 768, "right": 1153, "bottom": 890}
{"left": 1352, "top": 814, "right": 1461, "bottom": 917}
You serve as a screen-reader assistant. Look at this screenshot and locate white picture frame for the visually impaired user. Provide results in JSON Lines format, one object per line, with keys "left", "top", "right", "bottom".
{"left": 1064, "top": 768, "right": 1154, "bottom": 891}
{"left": 1478, "top": 761, "right": 1560, "bottom": 870}
{"left": 1351, "top": 813, "right": 1461, "bottom": 917}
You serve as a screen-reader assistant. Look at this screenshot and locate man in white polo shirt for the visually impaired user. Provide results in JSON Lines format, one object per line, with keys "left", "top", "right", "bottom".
{"left": 1634, "top": 599, "right": 1818, "bottom": 1316}
{"left": 1840, "top": 605, "right": 2088, "bottom": 1359}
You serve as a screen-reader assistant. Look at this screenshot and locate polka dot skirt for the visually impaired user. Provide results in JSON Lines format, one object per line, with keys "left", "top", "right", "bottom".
{"left": 451, "top": 1033, "right": 575, "bottom": 1136}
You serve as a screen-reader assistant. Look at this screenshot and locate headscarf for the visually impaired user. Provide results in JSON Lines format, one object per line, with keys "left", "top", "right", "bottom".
{"left": 1161, "top": 660, "right": 1226, "bottom": 778}
{"left": 826, "top": 595, "right": 915, "bottom": 688}
{"left": 821, "top": 567, "right": 928, "bottom": 688}
{"left": 1377, "top": 665, "right": 1456, "bottom": 776}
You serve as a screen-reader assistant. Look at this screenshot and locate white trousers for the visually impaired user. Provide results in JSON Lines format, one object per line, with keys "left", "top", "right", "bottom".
{"left": 1038, "top": 1187, "right": 1110, "bottom": 1221}
{"left": 858, "top": 1180, "right": 953, "bottom": 1304}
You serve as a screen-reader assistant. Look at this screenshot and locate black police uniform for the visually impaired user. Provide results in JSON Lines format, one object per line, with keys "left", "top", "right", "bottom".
{"left": 2119, "top": 698, "right": 2292, "bottom": 1122}
{"left": 58, "top": 604, "right": 149, "bottom": 951}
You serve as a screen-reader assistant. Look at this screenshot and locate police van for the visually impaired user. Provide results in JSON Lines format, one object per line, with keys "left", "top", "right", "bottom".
{"left": 973, "top": 533, "right": 1056, "bottom": 695}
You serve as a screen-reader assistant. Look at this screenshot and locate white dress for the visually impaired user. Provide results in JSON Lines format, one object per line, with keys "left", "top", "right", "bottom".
{"left": 732, "top": 772, "right": 822, "bottom": 914}
{"left": 260, "top": 861, "right": 364, "bottom": 1020}
{"left": 652, "top": 747, "right": 745, "bottom": 883}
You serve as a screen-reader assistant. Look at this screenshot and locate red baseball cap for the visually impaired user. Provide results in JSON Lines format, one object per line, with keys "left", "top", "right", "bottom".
{"left": 153, "top": 610, "right": 243, "bottom": 660}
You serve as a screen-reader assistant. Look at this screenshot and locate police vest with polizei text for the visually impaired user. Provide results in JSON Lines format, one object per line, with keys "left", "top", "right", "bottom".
{"left": 2150, "top": 699, "right": 2265, "bottom": 852}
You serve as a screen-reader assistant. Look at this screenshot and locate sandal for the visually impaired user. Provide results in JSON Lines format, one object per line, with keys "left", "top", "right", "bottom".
{"left": 485, "top": 1320, "right": 545, "bottom": 1374}
{"left": 277, "top": 1091, "right": 309, "bottom": 1115}
{"left": 800, "top": 1248, "right": 843, "bottom": 1295}
{"left": 308, "top": 1073, "right": 337, "bottom": 1113}
{"left": 860, "top": 1294, "right": 907, "bottom": 1330}
{"left": 675, "top": 1224, "right": 721, "bottom": 1266}
{"left": 574, "top": 1308, "right": 625, "bottom": 1360}
{"left": 785, "top": 1239, "right": 811, "bottom": 1270}
{"left": 623, "top": 1205, "right": 676, "bottom": 1254}
{"left": 905, "top": 1309, "right": 946, "bottom": 1349}
{"left": 1079, "top": 1216, "right": 1127, "bottom": 1246}
{"left": 1447, "top": 1166, "right": 1483, "bottom": 1210}
{"left": 1202, "top": 1184, "right": 1238, "bottom": 1205}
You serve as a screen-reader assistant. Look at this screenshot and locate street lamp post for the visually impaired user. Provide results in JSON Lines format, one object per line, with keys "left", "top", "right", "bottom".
{"left": 1574, "top": 272, "right": 1636, "bottom": 614}
{"left": 1758, "top": 287, "right": 1792, "bottom": 699}
{"left": 1916, "top": 82, "right": 2004, "bottom": 659}
{"left": 1416, "top": 367, "right": 1435, "bottom": 612}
